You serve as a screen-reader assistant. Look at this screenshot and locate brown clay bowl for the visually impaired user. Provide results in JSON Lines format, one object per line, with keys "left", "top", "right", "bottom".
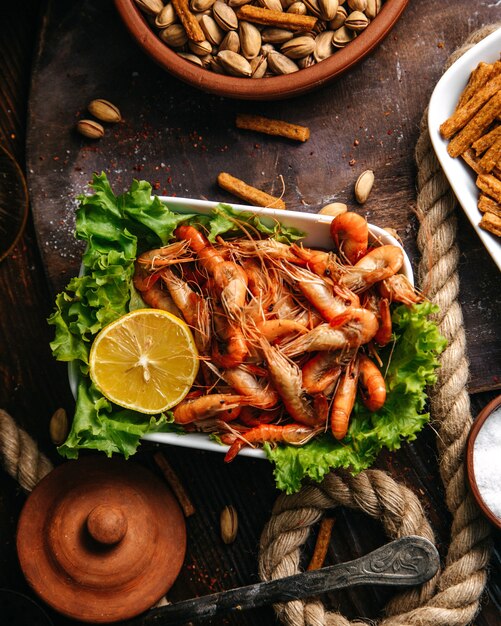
{"left": 115, "top": 0, "right": 409, "bottom": 100}
{"left": 466, "top": 394, "right": 501, "bottom": 530}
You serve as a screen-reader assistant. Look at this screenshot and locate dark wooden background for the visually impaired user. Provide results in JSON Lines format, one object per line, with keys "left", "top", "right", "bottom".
{"left": 0, "top": 1, "right": 499, "bottom": 625}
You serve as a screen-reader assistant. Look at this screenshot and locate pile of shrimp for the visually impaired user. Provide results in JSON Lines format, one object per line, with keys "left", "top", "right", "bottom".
{"left": 133, "top": 212, "right": 424, "bottom": 462}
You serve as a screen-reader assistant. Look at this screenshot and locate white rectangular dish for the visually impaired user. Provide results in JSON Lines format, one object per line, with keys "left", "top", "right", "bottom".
{"left": 136, "top": 196, "right": 413, "bottom": 458}
{"left": 428, "top": 27, "right": 501, "bottom": 271}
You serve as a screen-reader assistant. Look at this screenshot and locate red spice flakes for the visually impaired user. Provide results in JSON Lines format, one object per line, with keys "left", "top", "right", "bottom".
{"left": 353, "top": 139, "right": 360, "bottom": 147}
{"left": 437, "top": 41, "right": 444, "bottom": 49}
{"left": 153, "top": 181, "right": 160, "bottom": 190}
{"left": 53, "top": 156, "right": 59, "bottom": 161}
{"left": 349, "top": 159, "right": 356, "bottom": 166}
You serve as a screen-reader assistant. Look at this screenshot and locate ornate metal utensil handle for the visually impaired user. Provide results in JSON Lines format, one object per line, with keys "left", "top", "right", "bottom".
{"left": 140, "top": 535, "right": 439, "bottom": 625}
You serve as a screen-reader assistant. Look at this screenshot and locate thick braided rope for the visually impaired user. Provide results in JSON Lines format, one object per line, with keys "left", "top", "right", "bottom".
{"left": 0, "top": 409, "right": 53, "bottom": 491}
{"left": 258, "top": 24, "right": 497, "bottom": 626}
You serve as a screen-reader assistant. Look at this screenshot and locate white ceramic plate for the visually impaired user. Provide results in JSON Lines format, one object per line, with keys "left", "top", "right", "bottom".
{"left": 428, "top": 27, "right": 501, "bottom": 272}
{"left": 70, "top": 197, "right": 413, "bottom": 459}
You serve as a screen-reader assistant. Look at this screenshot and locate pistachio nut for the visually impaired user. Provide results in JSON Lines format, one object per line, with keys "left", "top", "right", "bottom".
{"left": 328, "top": 5, "right": 347, "bottom": 29}
{"left": 347, "top": 0, "right": 367, "bottom": 10}
{"left": 281, "top": 35, "right": 316, "bottom": 59}
{"left": 332, "top": 25, "right": 356, "bottom": 47}
{"left": 135, "top": 0, "right": 164, "bottom": 16}
{"left": 318, "top": 0, "right": 338, "bottom": 21}
{"left": 189, "top": 38, "right": 213, "bottom": 55}
{"left": 239, "top": 21, "right": 262, "bottom": 59}
{"left": 260, "top": 43, "right": 275, "bottom": 56}
{"left": 267, "top": 50, "right": 299, "bottom": 74}
{"left": 212, "top": 1, "right": 239, "bottom": 31}
{"left": 220, "top": 505, "right": 238, "bottom": 544}
{"left": 190, "top": 0, "right": 216, "bottom": 10}
{"left": 303, "top": 0, "right": 321, "bottom": 17}
{"left": 159, "top": 23, "right": 188, "bottom": 47}
{"left": 258, "top": 0, "right": 284, "bottom": 11}
{"left": 318, "top": 202, "right": 347, "bottom": 217}
{"left": 200, "top": 14, "right": 224, "bottom": 45}
{"left": 250, "top": 54, "right": 268, "bottom": 77}
{"left": 217, "top": 49, "right": 253, "bottom": 76}
{"left": 209, "top": 56, "right": 226, "bottom": 73}
{"left": 155, "top": 3, "right": 177, "bottom": 27}
{"left": 365, "top": 0, "right": 381, "bottom": 19}
{"left": 297, "top": 53, "right": 315, "bottom": 68}
{"left": 314, "top": 30, "right": 334, "bottom": 62}
{"left": 287, "top": 2, "right": 307, "bottom": 15}
{"left": 228, "top": 0, "right": 252, "bottom": 6}
{"left": 220, "top": 30, "right": 241, "bottom": 53}
{"left": 354, "top": 169, "right": 375, "bottom": 204}
{"left": 88, "top": 99, "right": 122, "bottom": 123}
{"left": 76, "top": 119, "right": 105, "bottom": 139}
{"left": 345, "top": 10, "right": 369, "bottom": 32}
{"left": 178, "top": 52, "right": 204, "bottom": 66}
{"left": 49, "top": 407, "right": 69, "bottom": 446}
{"left": 261, "top": 28, "right": 294, "bottom": 44}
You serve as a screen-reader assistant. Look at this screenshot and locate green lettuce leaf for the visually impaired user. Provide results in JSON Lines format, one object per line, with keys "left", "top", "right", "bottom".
{"left": 265, "top": 302, "right": 447, "bottom": 494}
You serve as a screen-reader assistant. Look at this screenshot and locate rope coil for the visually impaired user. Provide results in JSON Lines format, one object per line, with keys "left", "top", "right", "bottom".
{"left": 258, "top": 24, "right": 498, "bottom": 626}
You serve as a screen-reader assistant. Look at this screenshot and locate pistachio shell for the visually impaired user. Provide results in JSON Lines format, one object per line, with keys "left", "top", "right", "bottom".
{"left": 239, "top": 21, "right": 262, "bottom": 59}
{"left": 88, "top": 99, "right": 122, "bottom": 123}
{"left": 267, "top": 50, "right": 299, "bottom": 74}
{"left": 135, "top": 0, "right": 164, "bottom": 16}
{"left": 261, "top": 28, "right": 294, "bottom": 44}
{"left": 281, "top": 35, "right": 316, "bottom": 59}
{"left": 220, "top": 30, "right": 241, "bottom": 53}
{"left": 155, "top": 3, "right": 177, "bottom": 27}
{"left": 347, "top": 0, "right": 367, "bottom": 10}
{"left": 258, "top": 0, "right": 284, "bottom": 11}
{"left": 189, "top": 38, "right": 213, "bottom": 55}
{"left": 354, "top": 169, "right": 375, "bottom": 204}
{"left": 76, "top": 119, "right": 105, "bottom": 139}
{"left": 220, "top": 505, "right": 238, "bottom": 544}
{"left": 345, "top": 10, "right": 369, "bottom": 32}
{"left": 212, "top": 1, "right": 239, "bottom": 31}
{"left": 250, "top": 54, "right": 268, "bottom": 78}
{"left": 365, "top": 0, "right": 381, "bottom": 19}
{"left": 328, "top": 5, "right": 347, "bottom": 29}
{"left": 159, "top": 23, "right": 188, "bottom": 47}
{"left": 49, "top": 408, "right": 69, "bottom": 445}
{"left": 190, "top": 0, "right": 216, "bottom": 10}
{"left": 217, "top": 50, "right": 253, "bottom": 76}
{"left": 200, "top": 14, "right": 224, "bottom": 45}
{"left": 318, "top": 202, "right": 347, "bottom": 217}
{"left": 178, "top": 52, "right": 204, "bottom": 66}
{"left": 314, "top": 30, "right": 334, "bottom": 62}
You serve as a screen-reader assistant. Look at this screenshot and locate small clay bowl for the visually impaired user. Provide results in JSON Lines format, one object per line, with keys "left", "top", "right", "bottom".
{"left": 114, "top": 0, "right": 408, "bottom": 100}
{"left": 466, "top": 394, "right": 501, "bottom": 530}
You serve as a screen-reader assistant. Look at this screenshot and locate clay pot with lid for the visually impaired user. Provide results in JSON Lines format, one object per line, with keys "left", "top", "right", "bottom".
{"left": 16, "top": 457, "right": 186, "bottom": 623}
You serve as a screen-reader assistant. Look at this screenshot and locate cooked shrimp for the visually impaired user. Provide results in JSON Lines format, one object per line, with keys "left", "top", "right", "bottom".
{"left": 160, "top": 267, "right": 211, "bottom": 353}
{"left": 175, "top": 224, "right": 248, "bottom": 316}
{"left": 340, "top": 245, "right": 404, "bottom": 292}
{"left": 374, "top": 297, "right": 392, "bottom": 346}
{"left": 223, "top": 365, "right": 279, "bottom": 409}
{"left": 282, "top": 264, "right": 359, "bottom": 322}
{"left": 358, "top": 354, "right": 386, "bottom": 412}
{"left": 222, "top": 423, "right": 322, "bottom": 462}
{"left": 289, "top": 244, "right": 334, "bottom": 276}
{"left": 212, "top": 303, "right": 248, "bottom": 368}
{"left": 330, "top": 357, "right": 360, "bottom": 440}
{"left": 258, "top": 338, "right": 323, "bottom": 426}
{"left": 330, "top": 212, "right": 368, "bottom": 264}
{"left": 172, "top": 394, "right": 250, "bottom": 424}
{"left": 282, "top": 308, "right": 378, "bottom": 358}
{"left": 302, "top": 352, "right": 343, "bottom": 394}
{"left": 379, "top": 273, "right": 424, "bottom": 305}
{"left": 238, "top": 406, "right": 281, "bottom": 427}
{"left": 256, "top": 319, "right": 309, "bottom": 341}
{"left": 133, "top": 263, "right": 183, "bottom": 317}
{"left": 137, "top": 240, "right": 192, "bottom": 269}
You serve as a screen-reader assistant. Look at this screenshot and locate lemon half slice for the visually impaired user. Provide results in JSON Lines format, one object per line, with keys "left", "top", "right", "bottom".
{"left": 89, "top": 309, "right": 199, "bottom": 414}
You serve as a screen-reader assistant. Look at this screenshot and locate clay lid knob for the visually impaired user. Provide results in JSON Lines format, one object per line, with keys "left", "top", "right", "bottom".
{"left": 86, "top": 504, "right": 127, "bottom": 545}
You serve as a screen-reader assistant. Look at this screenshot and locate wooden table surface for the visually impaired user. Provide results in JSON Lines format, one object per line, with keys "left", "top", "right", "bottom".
{"left": 0, "top": 1, "right": 500, "bottom": 625}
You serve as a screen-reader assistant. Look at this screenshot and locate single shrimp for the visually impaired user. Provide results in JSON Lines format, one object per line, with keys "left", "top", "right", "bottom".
{"left": 302, "top": 352, "right": 343, "bottom": 395}
{"left": 238, "top": 406, "right": 281, "bottom": 427}
{"left": 212, "top": 304, "right": 248, "bottom": 368}
{"left": 374, "top": 297, "right": 392, "bottom": 346}
{"left": 258, "top": 338, "right": 324, "bottom": 427}
{"left": 378, "top": 274, "right": 424, "bottom": 305}
{"left": 224, "top": 237, "right": 300, "bottom": 263}
{"left": 133, "top": 263, "right": 183, "bottom": 317}
{"left": 330, "top": 212, "right": 369, "bottom": 264}
{"left": 175, "top": 224, "right": 248, "bottom": 316}
{"left": 222, "top": 423, "right": 322, "bottom": 462}
{"left": 358, "top": 354, "right": 386, "bottom": 412}
{"left": 282, "top": 308, "right": 378, "bottom": 358}
{"left": 282, "top": 264, "right": 359, "bottom": 322}
{"left": 160, "top": 267, "right": 211, "bottom": 353}
{"left": 330, "top": 357, "right": 360, "bottom": 440}
{"left": 172, "top": 393, "right": 250, "bottom": 424}
{"left": 223, "top": 365, "right": 279, "bottom": 409}
{"left": 289, "top": 244, "right": 335, "bottom": 276}
{"left": 255, "top": 319, "right": 309, "bottom": 342}
{"left": 340, "top": 245, "right": 404, "bottom": 292}
{"left": 136, "top": 240, "right": 192, "bottom": 269}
